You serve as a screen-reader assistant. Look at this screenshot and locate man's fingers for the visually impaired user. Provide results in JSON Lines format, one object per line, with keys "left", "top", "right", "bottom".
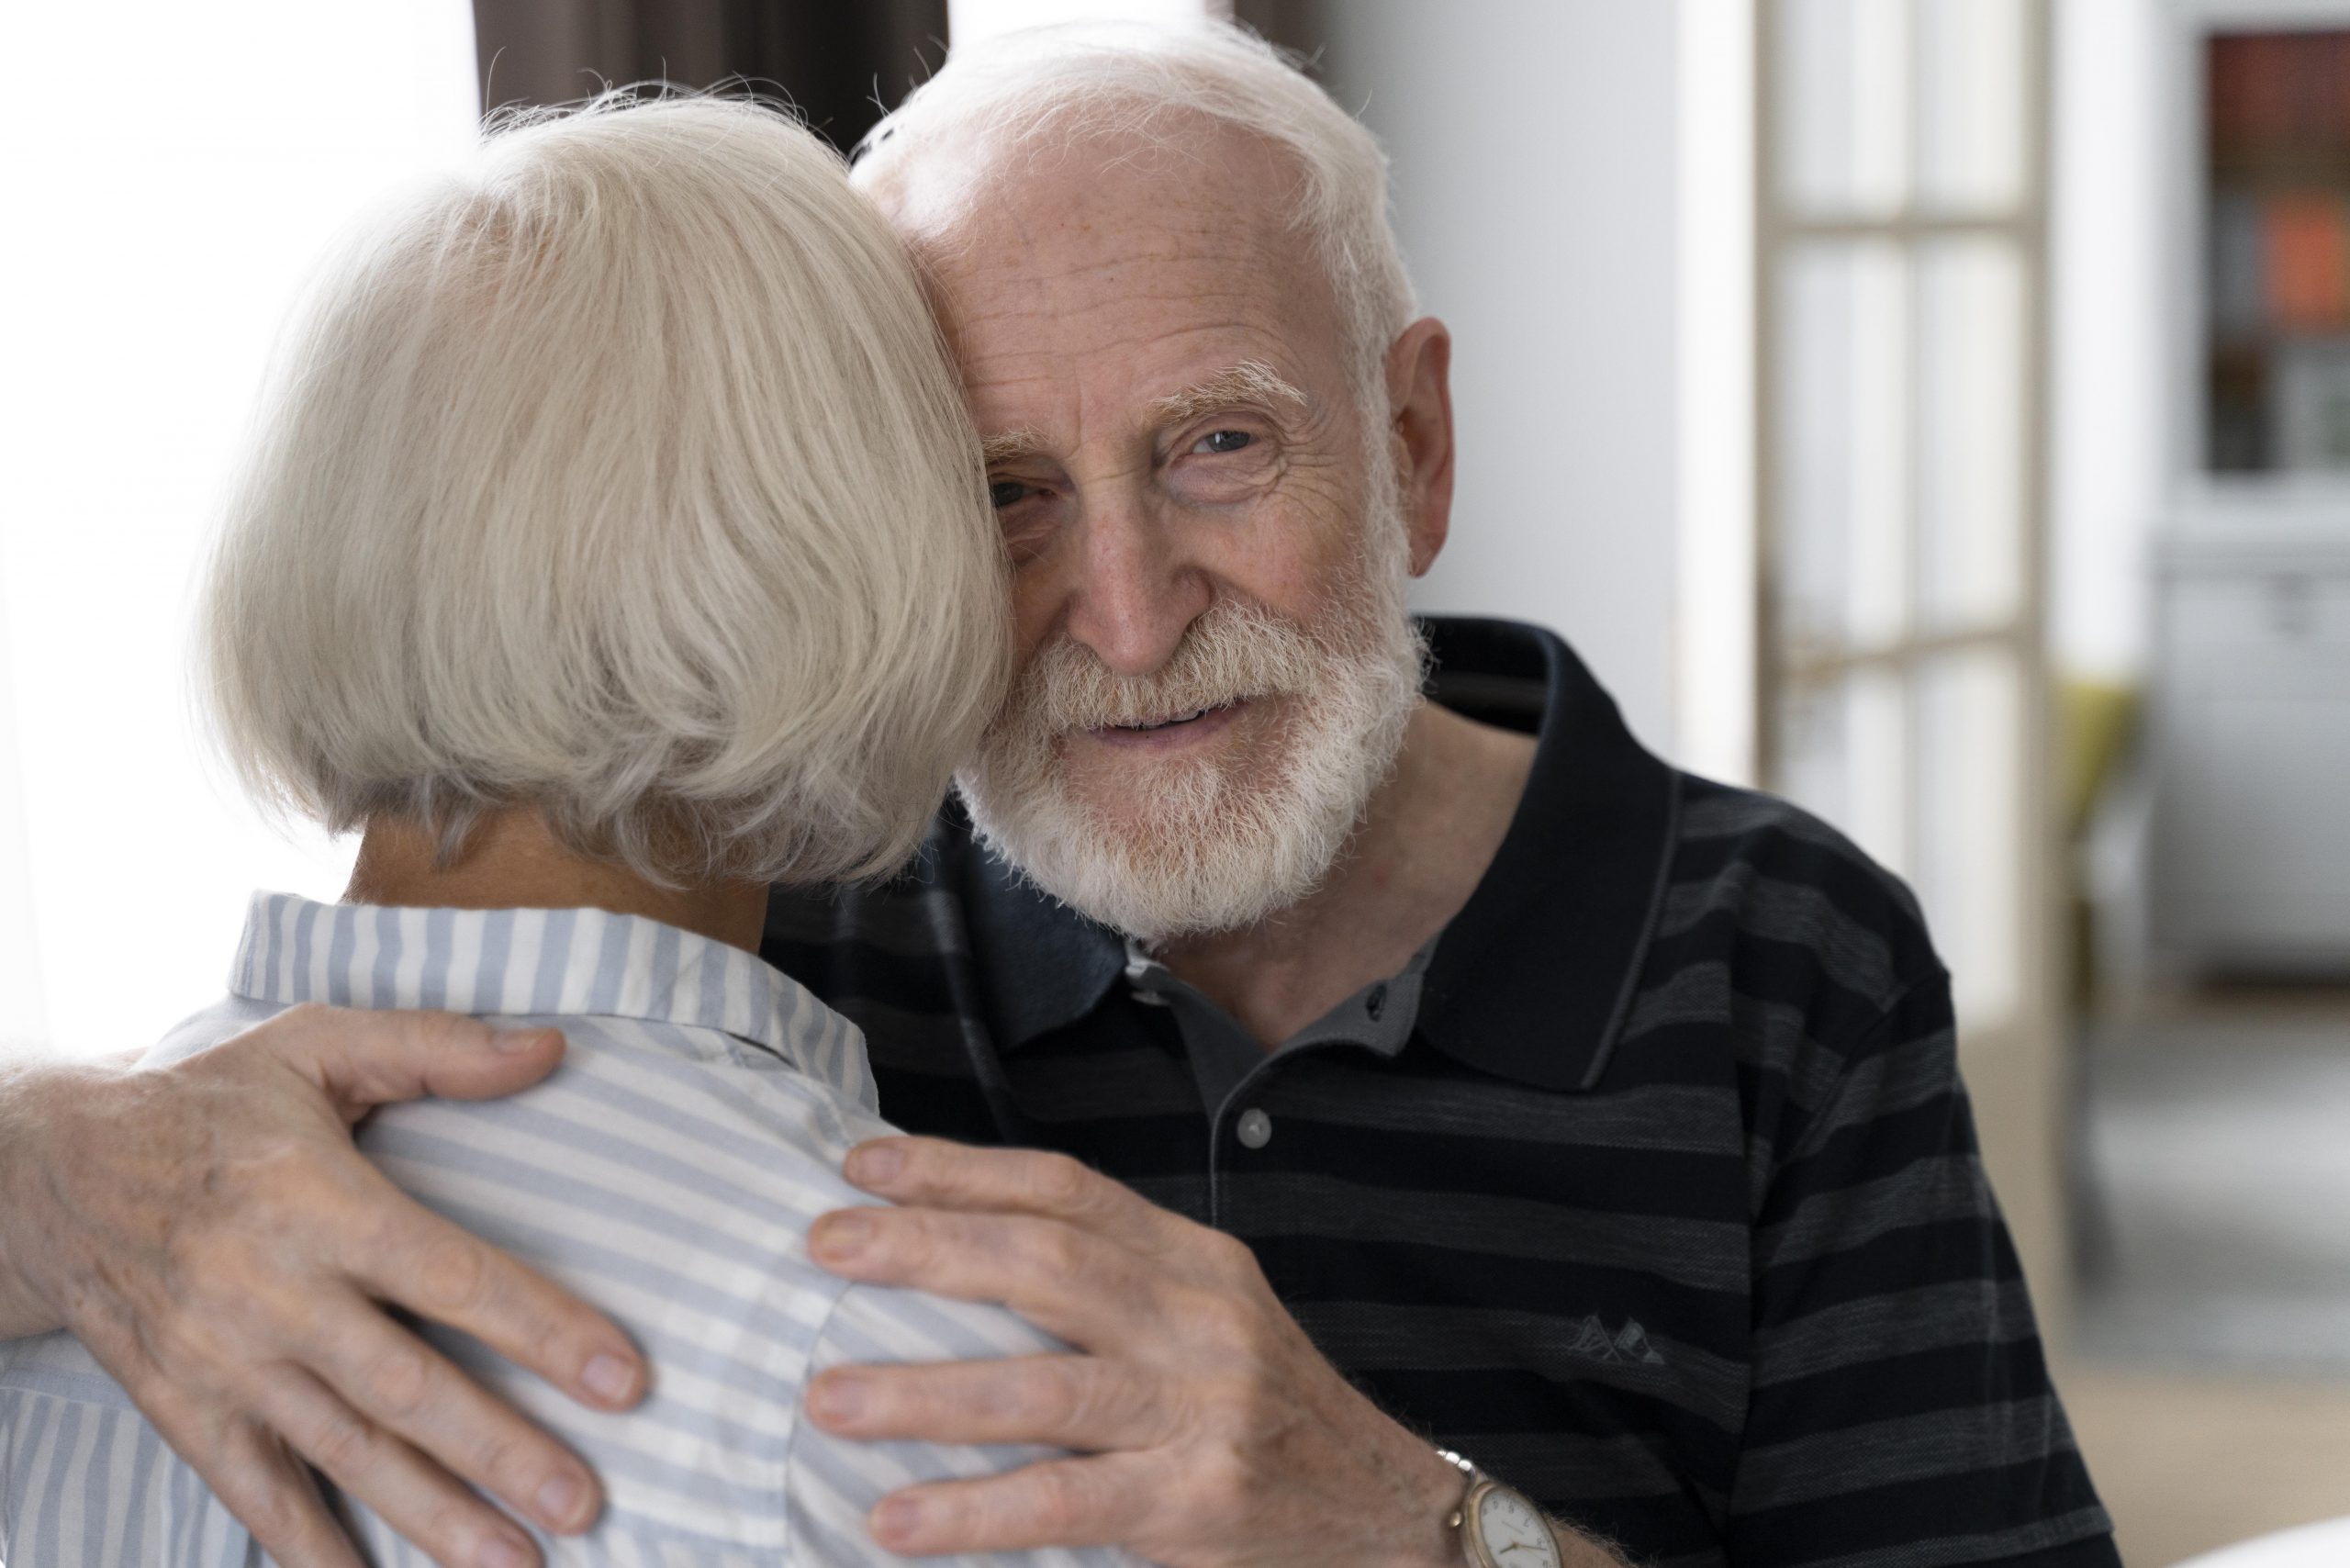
{"left": 300, "top": 1297, "right": 601, "bottom": 1536}
{"left": 343, "top": 1171, "right": 645, "bottom": 1417}
{"left": 129, "top": 1376, "right": 371, "bottom": 1568}
{"left": 809, "top": 1207, "right": 1158, "bottom": 1348}
{"left": 805, "top": 1353, "right": 1169, "bottom": 1451}
{"left": 866, "top": 1453, "right": 1152, "bottom": 1558}
{"left": 844, "top": 1137, "right": 1188, "bottom": 1249}
{"left": 247, "top": 1003, "right": 566, "bottom": 1120}
{"left": 252, "top": 1362, "right": 543, "bottom": 1568}
{"left": 207, "top": 1417, "right": 375, "bottom": 1568}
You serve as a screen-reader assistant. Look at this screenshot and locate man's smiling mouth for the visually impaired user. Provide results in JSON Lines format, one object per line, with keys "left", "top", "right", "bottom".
{"left": 1097, "top": 700, "right": 1245, "bottom": 736}
{"left": 1118, "top": 706, "right": 1213, "bottom": 732}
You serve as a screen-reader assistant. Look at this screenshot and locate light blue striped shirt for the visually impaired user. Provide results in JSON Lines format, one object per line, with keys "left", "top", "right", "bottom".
{"left": 0, "top": 893, "right": 1150, "bottom": 1567}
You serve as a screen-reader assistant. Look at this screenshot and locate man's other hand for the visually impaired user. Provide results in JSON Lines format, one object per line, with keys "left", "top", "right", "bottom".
{"left": 803, "top": 1136, "right": 1476, "bottom": 1568}
{"left": 0, "top": 1007, "right": 647, "bottom": 1568}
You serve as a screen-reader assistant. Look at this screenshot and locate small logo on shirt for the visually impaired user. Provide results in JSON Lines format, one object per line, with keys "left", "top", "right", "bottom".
{"left": 1565, "top": 1315, "right": 1667, "bottom": 1365}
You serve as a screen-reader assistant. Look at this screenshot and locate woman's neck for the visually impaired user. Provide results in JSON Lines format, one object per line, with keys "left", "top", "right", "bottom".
{"left": 344, "top": 809, "right": 769, "bottom": 954}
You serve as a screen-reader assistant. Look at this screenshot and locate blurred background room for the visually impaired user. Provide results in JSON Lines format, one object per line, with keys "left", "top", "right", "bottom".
{"left": 1, "top": 1, "right": 2345, "bottom": 1562}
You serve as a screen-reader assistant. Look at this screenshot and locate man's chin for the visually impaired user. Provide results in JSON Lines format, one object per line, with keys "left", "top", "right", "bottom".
{"left": 958, "top": 772, "right": 1350, "bottom": 943}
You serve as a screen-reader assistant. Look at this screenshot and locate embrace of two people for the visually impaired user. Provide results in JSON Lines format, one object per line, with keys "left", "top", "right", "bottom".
{"left": 0, "top": 21, "right": 2121, "bottom": 1568}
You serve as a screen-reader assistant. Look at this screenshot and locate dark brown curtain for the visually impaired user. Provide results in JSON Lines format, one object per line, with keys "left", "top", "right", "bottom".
{"left": 1229, "top": 0, "right": 1329, "bottom": 57}
{"left": 473, "top": 0, "right": 948, "bottom": 153}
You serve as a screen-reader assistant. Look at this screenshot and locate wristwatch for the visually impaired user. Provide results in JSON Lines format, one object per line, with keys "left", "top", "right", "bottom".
{"left": 1438, "top": 1448, "right": 1562, "bottom": 1568}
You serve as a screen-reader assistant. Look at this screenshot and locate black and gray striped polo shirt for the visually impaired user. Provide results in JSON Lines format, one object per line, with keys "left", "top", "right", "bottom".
{"left": 763, "top": 617, "right": 2119, "bottom": 1568}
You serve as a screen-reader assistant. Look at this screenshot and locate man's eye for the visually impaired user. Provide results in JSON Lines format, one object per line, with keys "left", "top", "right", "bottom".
{"left": 1192, "top": 430, "right": 1253, "bottom": 455}
{"left": 989, "top": 479, "right": 1031, "bottom": 509}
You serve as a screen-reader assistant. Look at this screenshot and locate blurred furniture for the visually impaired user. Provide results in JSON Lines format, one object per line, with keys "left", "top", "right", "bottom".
{"left": 2151, "top": 10, "right": 2350, "bottom": 978}
{"left": 2060, "top": 678, "right": 2142, "bottom": 1007}
{"left": 2149, "top": 539, "right": 2350, "bottom": 971}
{"left": 2177, "top": 1515, "right": 2350, "bottom": 1568}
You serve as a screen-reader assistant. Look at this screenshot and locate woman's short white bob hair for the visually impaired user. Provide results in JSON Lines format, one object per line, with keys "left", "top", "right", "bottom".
{"left": 201, "top": 91, "right": 1009, "bottom": 887}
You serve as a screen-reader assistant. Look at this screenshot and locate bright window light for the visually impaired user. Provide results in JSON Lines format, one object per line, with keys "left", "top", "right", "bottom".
{"left": 0, "top": 1, "right": 480, "bottom": 1058}
{"left": 948, "top": 0, "right": 1225, "bottom": 49}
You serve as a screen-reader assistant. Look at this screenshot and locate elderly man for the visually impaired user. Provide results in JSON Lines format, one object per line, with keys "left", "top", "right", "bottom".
{"left": 0, "top": 22, "right": 2119, "bottom": 1568}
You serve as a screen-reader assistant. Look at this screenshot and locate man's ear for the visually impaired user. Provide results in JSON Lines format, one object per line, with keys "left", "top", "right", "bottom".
{"left": 1383, "top": 318, "right": 1455, "bottom": 577}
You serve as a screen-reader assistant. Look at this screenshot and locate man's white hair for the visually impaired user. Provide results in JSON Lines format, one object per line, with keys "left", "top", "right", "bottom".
{"left": 200, "top": 92, "right": 1010, "bottom": 887}
{"left": 849, "top": 20, "right": 1417, "bottom": 386}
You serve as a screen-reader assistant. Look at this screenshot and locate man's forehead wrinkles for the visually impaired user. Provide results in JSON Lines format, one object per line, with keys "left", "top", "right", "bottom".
{"left": 948, "top": 247, "right": 1283, "bottom": 317}
{"left": 949, "top": 275, "right": 1301, "bottom": 351}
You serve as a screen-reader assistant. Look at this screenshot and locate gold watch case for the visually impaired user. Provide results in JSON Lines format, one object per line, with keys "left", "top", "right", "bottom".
{"left": 1453, "top": 1477, "right": 1563, "bottom": 1568}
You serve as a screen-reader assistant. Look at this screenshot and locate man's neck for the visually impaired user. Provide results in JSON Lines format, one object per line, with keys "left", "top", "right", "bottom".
{"left": 343, "top": 809, "right": 770, "bottom": 955}
{"left": 1155, "top": 701, "right": 1538, "bottom": 1047}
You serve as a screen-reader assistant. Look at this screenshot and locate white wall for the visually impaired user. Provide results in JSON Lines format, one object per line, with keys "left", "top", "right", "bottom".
{"left": 0, "top": 592, "right": 42, "bottom": 1054}
{"left": 1310, "top": 2, "right": 1684, "bottom": 754}
{"left": 0, "top": 1, "right": 478, "bottom": 1059}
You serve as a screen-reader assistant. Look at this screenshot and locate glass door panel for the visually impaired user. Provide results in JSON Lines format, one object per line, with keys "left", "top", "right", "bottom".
{"left": 1776, "top": 0, "right": 1911, "bottom": 218}
{"left": 1916, "top": 237, "right": 2028, "bottom": 632}
{"left": 1913, "top": 647, "right": 2026, "bottom": 1025}
{"left": 1777, "top": 240, "right": 1912, "bottom": 655}
{"left": 1915, "top": 0, "right": 2030, "bottom": 212}
{"left": 1775, "top": 667, "right": 1914, "bottom": 879}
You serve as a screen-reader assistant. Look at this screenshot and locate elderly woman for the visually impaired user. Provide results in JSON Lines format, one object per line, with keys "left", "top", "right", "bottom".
{"left": 0, "top": 95, "right": 1142, "bottom": 1568}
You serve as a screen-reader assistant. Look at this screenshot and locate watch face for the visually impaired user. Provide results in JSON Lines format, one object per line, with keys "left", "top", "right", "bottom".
{"left": 1473, "top": 1484, "right": 1561, "bottom": 1568}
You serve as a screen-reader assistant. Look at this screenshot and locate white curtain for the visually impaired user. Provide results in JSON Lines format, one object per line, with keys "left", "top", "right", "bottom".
{"left": 0, "top": 1, "right": 480, "bottom": 1059}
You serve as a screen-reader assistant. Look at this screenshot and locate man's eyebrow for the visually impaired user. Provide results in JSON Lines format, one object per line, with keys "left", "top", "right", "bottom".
{"left": 1146, "top": 361, "right": 1310, "bottom": 427}
{"left": 979, "top": 428, "right": 1047, "bottom": 466}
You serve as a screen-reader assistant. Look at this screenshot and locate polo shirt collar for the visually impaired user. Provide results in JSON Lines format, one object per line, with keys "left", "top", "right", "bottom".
{"left": 962, "top": 834, "right": 1129, "bottom": 1050}
{"left": 960, "top": 618, "right": 1682, "bottom": 1092}
{"left": 1413, "top": 619, "right": 1681, "bottom": 1091}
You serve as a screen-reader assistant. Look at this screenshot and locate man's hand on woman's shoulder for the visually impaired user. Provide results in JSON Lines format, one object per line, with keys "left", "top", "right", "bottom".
{"left": 801, "top": 1136, "right": 1628, "bottom": 1568}
{"left": 0, "top": 1007, "right": 647, "bottom": 1568}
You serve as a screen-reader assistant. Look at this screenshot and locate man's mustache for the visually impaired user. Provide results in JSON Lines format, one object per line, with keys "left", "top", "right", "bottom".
{"left": 1000, "top": 599, "right": 1330, "bottom": 738}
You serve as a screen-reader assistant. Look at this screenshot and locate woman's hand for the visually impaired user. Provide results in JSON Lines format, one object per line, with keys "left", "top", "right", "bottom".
{"left": 0, "top": 1008, "right": 646, "bottom": 1568}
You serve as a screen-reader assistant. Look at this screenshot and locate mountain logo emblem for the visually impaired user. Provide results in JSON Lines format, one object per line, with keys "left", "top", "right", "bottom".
{"left": 1565, "top": 1314, "right": 1666, "bottom": 1365}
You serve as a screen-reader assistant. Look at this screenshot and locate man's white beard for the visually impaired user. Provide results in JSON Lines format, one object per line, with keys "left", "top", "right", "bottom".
{"left": 957, "top": 467, "right": 1427, "bottom": 944}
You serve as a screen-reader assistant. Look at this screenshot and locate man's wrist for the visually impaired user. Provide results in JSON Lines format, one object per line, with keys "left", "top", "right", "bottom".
{"left": 1425, "top": 1443, "right": 1629, "bottom": 1568}
{"left": 1396, "top": 1436, "right": 1477, "bottom": 1566}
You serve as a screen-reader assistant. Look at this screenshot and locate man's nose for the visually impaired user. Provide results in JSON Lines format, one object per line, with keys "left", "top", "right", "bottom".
{"left": 1060, "top": 493, "right": 1212, "bottom": 678}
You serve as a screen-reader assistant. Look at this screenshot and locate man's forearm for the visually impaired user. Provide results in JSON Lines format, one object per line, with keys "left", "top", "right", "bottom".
{"left": 0, "top": 1055, "right": 103, "bottom": 1339}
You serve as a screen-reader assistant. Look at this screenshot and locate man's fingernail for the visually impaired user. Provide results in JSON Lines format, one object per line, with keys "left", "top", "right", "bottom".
{"left": 492, "top": 1028, "right": 548, "bottom": 1053}
{"left": 479, "top": 1533, "right": 533, "bottom": 1568}
{"left": 535, "top": 1471, "right": 586, "bottom": 1528}
{"left": 815, "top": 1213, "right": 873, "bottom": 1261}
{"left": 811, "top": 1372, "right": 868, "bottom": 1422}
{"left": 849, "top": 1144, "right": 904, "bottom": 1185}
{"left": 582, "top": 1352, "right": 637, "bottom": 1404}
{"left": 874, "top": 1495, "right": 924, "bottom": 1545}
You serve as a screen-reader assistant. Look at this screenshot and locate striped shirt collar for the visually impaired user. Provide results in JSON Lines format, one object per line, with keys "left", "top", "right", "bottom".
{"left": 230, "top": 892, "right": 876, "bottom": 1110}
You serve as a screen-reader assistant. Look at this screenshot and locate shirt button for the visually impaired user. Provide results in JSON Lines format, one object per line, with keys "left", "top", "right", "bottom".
{"left": 1366, "top": 983, "right": 1389, "bottom": 1022}
{"left": 1236, "top": 1108, "right": 1272, "bottom": 1148}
